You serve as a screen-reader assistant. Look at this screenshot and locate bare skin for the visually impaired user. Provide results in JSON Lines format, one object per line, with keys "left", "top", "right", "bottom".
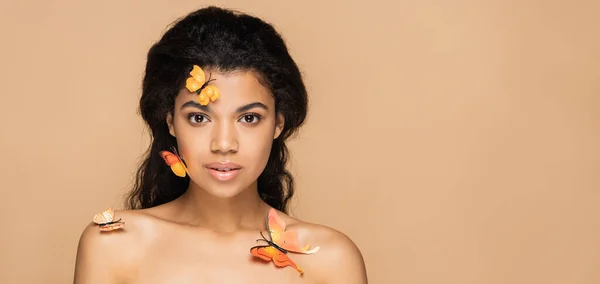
{"left": 73, "top": 70, "right": 368, "bottom": 284}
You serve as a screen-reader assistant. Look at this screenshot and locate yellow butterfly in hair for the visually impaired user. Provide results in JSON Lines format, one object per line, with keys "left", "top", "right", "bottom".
{"left": 186, "top": 65, "right": 220, "bottom": 106}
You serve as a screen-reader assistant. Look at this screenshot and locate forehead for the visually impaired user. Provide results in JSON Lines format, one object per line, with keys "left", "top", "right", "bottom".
{"left": 175, "top": 70, "right": 273, "bottom": 110}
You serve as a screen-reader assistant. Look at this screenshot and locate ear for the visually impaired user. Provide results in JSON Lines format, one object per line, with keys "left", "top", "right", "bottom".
{"left": 166, "top": 112, "right": 176, "bottom": 137}
{"left": 274, "top": 113, "right": 285, "bottom": 139}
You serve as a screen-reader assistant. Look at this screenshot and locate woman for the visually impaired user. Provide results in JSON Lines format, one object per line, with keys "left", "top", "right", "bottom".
{"left": 74, "top": 6, "right": 368, "bottom": 283}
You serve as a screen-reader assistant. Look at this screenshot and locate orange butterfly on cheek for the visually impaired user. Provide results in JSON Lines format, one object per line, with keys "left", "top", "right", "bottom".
{"left": 250, "top": 208, "right": 320, "bottom": 275}
{"left": 159, "top": 147, "right": 189, "bottom": 178}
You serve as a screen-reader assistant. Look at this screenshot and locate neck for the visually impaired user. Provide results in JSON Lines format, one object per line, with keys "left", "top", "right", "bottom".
{"left": 173, "top": 181, "right": 270, "bottom": 233}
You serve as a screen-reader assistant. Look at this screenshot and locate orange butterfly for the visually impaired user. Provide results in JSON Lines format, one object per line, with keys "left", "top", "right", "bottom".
{"left": 250, "top": 208, "right": 320, "bottom": 275}
{"left": 160, "top": 147, "right": 188, "bottom": 177}
{"left": 93, "top": 208, "right": 124, "bottom": 232}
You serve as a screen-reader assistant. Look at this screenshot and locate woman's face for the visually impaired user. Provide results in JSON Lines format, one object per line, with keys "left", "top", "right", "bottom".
{"left": 167, "top": 70, "right": 284, "bottom": 198}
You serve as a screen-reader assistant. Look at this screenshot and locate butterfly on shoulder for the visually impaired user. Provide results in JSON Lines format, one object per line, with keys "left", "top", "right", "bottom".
{"left": 250, "top": 208, "right": 320, "bottom": 275}
{"left": 92, "top": 208, "right": 124, "bottom": 232}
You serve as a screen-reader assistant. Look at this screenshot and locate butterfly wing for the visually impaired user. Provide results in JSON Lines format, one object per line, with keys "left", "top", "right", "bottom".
{"left": 93, "top": 208, "right": 114, "bottom": 225}
{"left": 281, "top": 241, "right": 320, "bottom": 254}
{"left": 267, "top": 208, "right": 287, "bottom": 234}
{"left": 186, "top": 65, "right": 206, "bottom": 93}
{"left": 251, "top": 245, "right": 303, "bottom": 275}
{"left": 171, "top": 147, "right": 190, "bottom": 176}
{"left": 272, "top": 248, "right": 303, "bottom": 275}
{"left": 250, "top": 245, "right": 275, "bottom": 262}
{"left": 267, "top": 208, "right": 320, "bottom": 254}
{"left": 160, "top": 150, "right": 179, "bottom": 165}
{"left": 159, "top": 150, "right": 188, "bottom": 177}
{"left": 99, "top": 222, "right": 124, "bottom": 232}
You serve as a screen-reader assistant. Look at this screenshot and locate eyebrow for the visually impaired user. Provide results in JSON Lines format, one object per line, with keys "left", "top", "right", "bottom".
{"left": 180, "top": 101, "right": 269, "bottom": 113}
{"left": 181, "top": 100, "right": 210, "bottom": 112}
{"left": 236, "top": 102, "right": 268, "bottom": 113}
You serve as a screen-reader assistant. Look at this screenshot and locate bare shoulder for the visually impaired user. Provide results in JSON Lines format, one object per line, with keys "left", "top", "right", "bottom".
{"left": 282, "top": 213, "right": 369, "bottom": 284}
{"left": 73, "top": 209, "right": 155, "bottom": 284}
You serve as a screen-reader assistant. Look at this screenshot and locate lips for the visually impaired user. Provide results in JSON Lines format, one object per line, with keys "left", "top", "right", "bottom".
{"left": 204, "top": 162, "right": 243, "bottom": 181}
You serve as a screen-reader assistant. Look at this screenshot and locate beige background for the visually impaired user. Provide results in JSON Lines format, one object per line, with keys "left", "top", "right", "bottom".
{"left": 1, "top": 0, "right": 599, "bottom": 283}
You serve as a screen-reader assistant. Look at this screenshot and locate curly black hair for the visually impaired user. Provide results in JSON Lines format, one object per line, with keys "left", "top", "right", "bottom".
{"left": 124, "top": 6, "right": 308, "bottom": 213}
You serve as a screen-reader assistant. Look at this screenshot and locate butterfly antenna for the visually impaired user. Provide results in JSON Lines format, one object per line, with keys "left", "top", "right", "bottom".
{"left": 206, "top": 73, "right": 215, "bottom": 84}
{"left": 260, "top": 230, "right": 269, "bottom": 241}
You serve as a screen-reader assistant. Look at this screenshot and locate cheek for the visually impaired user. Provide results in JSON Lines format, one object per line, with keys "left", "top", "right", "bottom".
{"left": 174, "top": 128, "right": 210, "bottom": 166}
{"left": 240, "top": 128, "right": 275, "bottom": 169}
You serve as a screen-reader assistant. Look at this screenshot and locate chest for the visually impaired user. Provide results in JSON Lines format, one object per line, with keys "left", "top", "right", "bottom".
{"left": 124, "top": 230, "right": 318, "bottom": 284}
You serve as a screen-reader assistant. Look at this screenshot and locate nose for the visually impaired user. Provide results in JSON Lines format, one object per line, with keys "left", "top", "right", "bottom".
{"left": 210, "top": 120, "right": 239, "bottom": 154}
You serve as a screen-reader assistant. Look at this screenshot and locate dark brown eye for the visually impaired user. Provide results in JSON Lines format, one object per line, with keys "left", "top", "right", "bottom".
{"left": 188, "top": 114, "right": 208, "bottom": 124}
{"left": 240, "top": 114, "right": 261, "bottom": 124}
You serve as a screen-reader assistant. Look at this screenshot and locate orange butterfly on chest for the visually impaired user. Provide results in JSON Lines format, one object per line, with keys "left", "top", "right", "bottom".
{"left": 250, "top": 208, "right": 320, "bottom": 275}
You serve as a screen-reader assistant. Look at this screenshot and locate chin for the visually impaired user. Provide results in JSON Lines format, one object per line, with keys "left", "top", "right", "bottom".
{"left": 191, "top": 176, "right": 253, "bottom": 199}
{"left": 203, "top": 184, "right": 247, "bottom": 199}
